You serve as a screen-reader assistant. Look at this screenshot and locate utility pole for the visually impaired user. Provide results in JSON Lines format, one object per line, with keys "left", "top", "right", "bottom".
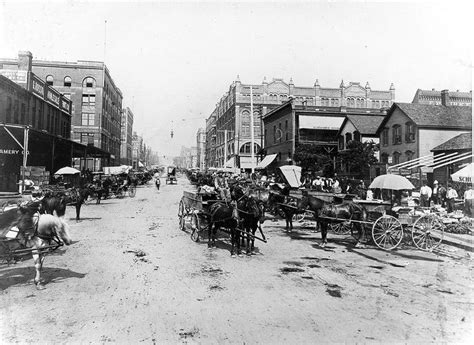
{"left": 250, "top": 86, "right": 255, "bottom": 173}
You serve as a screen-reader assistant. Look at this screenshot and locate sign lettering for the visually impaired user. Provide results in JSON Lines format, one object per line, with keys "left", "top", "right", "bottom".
{"left": 0, "top": 149, "right": 20, "bottom": 155}
{"left": 32, "top": 79, "right": 45, "bottom": 96}
{"left": 0, "top": 69, "right": 27, "bottom": 83}
{"left": 47, "top": 90, "right": 60, "bottom": 105}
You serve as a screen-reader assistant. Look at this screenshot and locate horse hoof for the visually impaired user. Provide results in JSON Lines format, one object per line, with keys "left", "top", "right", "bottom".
{"left": 35, "top": 283, "right": 46, "bottom": 290}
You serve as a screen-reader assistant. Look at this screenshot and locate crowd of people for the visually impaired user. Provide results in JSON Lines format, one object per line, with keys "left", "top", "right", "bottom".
{"left": 419, "top": 180, "right": 473, "bottom": 216}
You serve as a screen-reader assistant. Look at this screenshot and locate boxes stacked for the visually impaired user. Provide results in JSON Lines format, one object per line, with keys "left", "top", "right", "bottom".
{"left": 20, "top": 166, "right": 50, "bottom": 186}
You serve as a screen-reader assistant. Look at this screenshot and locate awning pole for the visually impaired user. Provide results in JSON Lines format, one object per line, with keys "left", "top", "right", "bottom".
{"left": 250, "top": 86, "right": 255, "bottom": 173}
{"left": 21, "top": 126, "right": 29, "bottom": 193}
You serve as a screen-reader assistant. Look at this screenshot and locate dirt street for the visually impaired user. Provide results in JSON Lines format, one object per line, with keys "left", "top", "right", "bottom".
{"left": 1, "top": 176, "right": 473, "bottom": 344}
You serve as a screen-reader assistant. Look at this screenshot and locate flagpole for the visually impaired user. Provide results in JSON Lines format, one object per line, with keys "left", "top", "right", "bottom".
{"left": 250, "top": 86, "right": 255, "bottom": 173}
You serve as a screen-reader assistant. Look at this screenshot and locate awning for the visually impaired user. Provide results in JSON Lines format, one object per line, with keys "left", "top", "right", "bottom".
{"left": 224, "top": 157, "right": 235, "bottom": 168}
{"left": 299, "top": 115, "right": 345, "bottom": 130}
{"left": 279, "top": 165, "right": 302, "bottom": 188}
{"left": 451, "top": 163, "right": 473, "bottom": 183}
{"left": 255, "top": 154, "right": 277, "bottom": 169}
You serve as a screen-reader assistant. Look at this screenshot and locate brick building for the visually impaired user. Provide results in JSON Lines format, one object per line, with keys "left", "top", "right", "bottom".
{"left": 263, "top": 97, "right": 389, "bottom": 169}
{"left": 412, "top": 88, "right": 471, "bottom": 106}
{"left": 206, "top": 77, "right": 395, "bottom": 170}
{"left": 120, "top": 107, "right": 134, "bottom": 166}
{"left": 0, "top": 52, "right": 123, "bottom": 169}
{"left": 196, "top": 128, "right": 206, "bottom": 170}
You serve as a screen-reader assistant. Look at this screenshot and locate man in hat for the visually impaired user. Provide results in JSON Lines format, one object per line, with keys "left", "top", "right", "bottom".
{"left": 214, "top": 171, "right": 230, "bottom": 201}
{"left": 432, "top": 180, "right": 439, "bottom": 205}
{"left": 446, "top": 185, "right": 459, "bottom": 213}
{"left": 420, "top": 182, "right": 432, "bottom": 207}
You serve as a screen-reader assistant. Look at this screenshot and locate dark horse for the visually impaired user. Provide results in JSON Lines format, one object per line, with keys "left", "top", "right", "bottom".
{"left": 317, "top": 202, "right": 368, "bottom": 247}
{"left": 207, "top": 201, "right": 240, "bottom": 256}
{"left": 232, "top": 186, "right": 265, "bottom": 255}
{"left": 42, "top": 187, "right": 90, "bottom": 220}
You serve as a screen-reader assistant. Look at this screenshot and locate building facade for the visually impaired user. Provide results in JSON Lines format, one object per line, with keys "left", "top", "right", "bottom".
{"left": 412, "top": 88, "right": 471, "bottom": 106}
{"left": 131, "top": 132, "right": 144, "bottom": 169}
{"left": 376, "top": 102, "right": 472, "bottom": 167}
{"left": 263, "top": 98, "right": 389, "bottom": 169}
{"left": 196, "top": 128, "right": 206, "bottom": 170}
{"left": 120, "top": 107, "right": 134, "bottom": 166}
{"left": 0, "top": 51, "right": 78, "bottom": 191}
{"left": 0, "top": 52, "right": 123, "bottom": 169}
{"left": 206, "top": 77, "right": 395, "bottom": 170}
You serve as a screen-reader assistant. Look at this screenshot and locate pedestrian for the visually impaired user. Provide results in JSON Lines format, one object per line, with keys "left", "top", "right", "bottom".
{"left": 446, "top": 185, "right": 459, "bottom": 213}
{"left": 463, "top": 187, "right": 473, "bottom": 217}
{"left": 432, "top": 180, "right": 439, "bottom": 205}
{"left": 420, "top": 182, "right": 432, "bottom": 207}
{"left": 438, "top": 183, "right": 447, "bottom": 207}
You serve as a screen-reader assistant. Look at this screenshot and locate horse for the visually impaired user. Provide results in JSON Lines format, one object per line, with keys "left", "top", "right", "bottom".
{"left": 232, "top": 185, "right": 265, "bottom": 255}
{"left": 42, "top": 187, "right": 90, "bottom": 220}
{"left": 317, "top": 202, "right": 367, "bottom": 247}
{"left": 207, "top": 201, "right": 239, "bottom": 256}
{"left": 0, "top": 203, "right": 72, "bottom": 289}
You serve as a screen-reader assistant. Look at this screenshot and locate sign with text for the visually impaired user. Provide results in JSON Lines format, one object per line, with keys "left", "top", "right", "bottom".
{"left": 31, "top": 75, "right": 45, "bottom": 98}
{"left": 0, "top": 69, "right": 27, "bottom": 84}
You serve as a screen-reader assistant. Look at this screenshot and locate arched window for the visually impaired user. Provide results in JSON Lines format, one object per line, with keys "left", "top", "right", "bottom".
{"left": 64, "top": 76, "right": 72, "bottom": 87}
{"left": 392, "top": 125, "right": 402, "bottom": 144}
{"left": 405, "top": 150, "right": 414, "bottom": 161}
{"left": 239, "top": 142, "right": 261, "bottom": 154}
{"left": 393, "top": 151, "right": 401, "bottom": 165}
{"left": 46, "top": 75, "right": 54, "bottom": 86}
{"left": 347, "top": 98, "right": 355, "bottom": 107}
{"left": 82, "top": 77, "right": 96, "bottom": 88}
{"left": 345, "top": 132, "right": 352, "bottom": 144}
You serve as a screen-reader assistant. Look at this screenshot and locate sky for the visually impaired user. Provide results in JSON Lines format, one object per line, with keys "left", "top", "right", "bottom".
{"left": 0, "top": 0, "right": 472, "bottom": 156}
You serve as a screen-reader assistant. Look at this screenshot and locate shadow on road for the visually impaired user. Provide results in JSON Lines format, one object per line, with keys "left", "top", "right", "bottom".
{"left": 0, "top": 266, "right": 86, "bottom": 290}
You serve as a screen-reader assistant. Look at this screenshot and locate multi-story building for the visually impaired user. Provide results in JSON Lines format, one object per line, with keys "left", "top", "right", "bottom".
{"left": 196, "top": 128, "right": 206, "bottom": 170}
{"left": 412, "top": 88, "right": 471, "bottom": 106}
{"left": 0, "top": 51, "right": 80, "bottom": 191}
{"left": 205, "top": 111, "right": 217, "bottom": 169}
{"left": 0, "top": 53, "right": 123, "bottom": 169}
{"left": 120, "top": 107, "right": 134, "bottom": 166}
{"left": 206, "top": 77, "right": 395, "bottom": 170}
{"left": 376, "top": 99, "right": 472, "bottom": 169}
{"left": 131, "top": 131, "right": 144, "bottom": 169}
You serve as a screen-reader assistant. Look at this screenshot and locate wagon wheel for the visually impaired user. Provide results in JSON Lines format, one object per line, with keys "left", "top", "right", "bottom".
{"left": 292, "top": 212, "right": 305, "bottom": 223}
{"left": 411, "top": 214, "right": 444, "bottom": 251}
{"left": 178, "top": 199, "right": 186, "bottom": 231}
{"left": 330, "top": 221, "right": 352, "bottom": 235}
{"left": 372, "top": 215, "right": 403, "bottom": 250}
{"left": 128, "top": 185, "right": 136, "bottom": 198}
{"left": 190, "top": 212, "right": 201, "bottom": 242}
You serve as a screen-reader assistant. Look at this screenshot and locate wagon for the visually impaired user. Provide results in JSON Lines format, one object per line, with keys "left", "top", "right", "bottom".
{"left": 166, "top": 166, "right": 177, "bottom": 184}
{"left": 352, "top": 200, "right": 445, "bottom": 251}
{"left": 177, "top": 191, "right": 267, "bottom": 244}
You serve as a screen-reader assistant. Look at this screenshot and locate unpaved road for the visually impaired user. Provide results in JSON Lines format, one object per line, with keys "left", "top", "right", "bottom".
{"left": 1, "top": 176, "right": 473, "bottom": 343}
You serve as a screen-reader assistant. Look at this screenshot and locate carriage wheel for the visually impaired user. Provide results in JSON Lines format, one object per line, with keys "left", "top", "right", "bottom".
{"left": 372, "top": 215, "right": 403, "bottom": 250}
{"left": 331, "top": 221, "right": 352, "bottom": 235}
{"left": 178, "top": 200, "right": 186, "bottom": 230}
{"left": 128, "top": 185, "right": 136, "bottom": 198}
{"left": 190, "top": 212, "right": 201, "bottom": 242}
{"left": 292, "top": 213, "right": 305, "bottom": 223}
{"left": 411, "top": 214, "right": 444, "bottom": 251}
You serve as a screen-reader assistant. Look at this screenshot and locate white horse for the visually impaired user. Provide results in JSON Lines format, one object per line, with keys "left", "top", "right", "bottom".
{"left": 30, "top": 214, "right": 72, "bottom": 289}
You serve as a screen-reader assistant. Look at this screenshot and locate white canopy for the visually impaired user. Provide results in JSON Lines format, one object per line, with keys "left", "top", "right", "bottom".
{"left": 299, "top": 115, "right": 345, "bottom": 130}
{"left": 451, "top": 163, "right": 473, "bottom": 184}
{"left": 279, "top": 165, "right": 302, "bottom": 188}
{"left": 54, "top": 166, "right": 80, "bottom": 175}
{"left": 255, "top": 154, "right": 277, "bottom": 170}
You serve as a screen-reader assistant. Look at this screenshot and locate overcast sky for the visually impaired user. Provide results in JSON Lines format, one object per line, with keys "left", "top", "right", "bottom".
{"left": 1, "top": 0, "right": 472, "bottom": 156}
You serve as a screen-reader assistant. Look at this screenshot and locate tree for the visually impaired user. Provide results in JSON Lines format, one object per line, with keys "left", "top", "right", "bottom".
{"left": 293, "top": 143, "right": 334, "bottom": 176}
{"left": 337, "top": 140, "right": 378, "bottom": 178}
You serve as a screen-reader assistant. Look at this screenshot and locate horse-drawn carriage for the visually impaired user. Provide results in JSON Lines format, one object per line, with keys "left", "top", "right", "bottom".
{"left": 166, "top": 166, "right": 177, "bottom": 185}
{"left": 178, "top": 188, "right": 267, "bottom": 255}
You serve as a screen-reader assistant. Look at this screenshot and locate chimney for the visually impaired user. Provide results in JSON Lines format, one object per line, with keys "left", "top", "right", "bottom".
{"left": 18, "top": 51, "right": 32, "bottom": 72}
{"left": 441, "top": 89, "right": 449, "bottom": 106}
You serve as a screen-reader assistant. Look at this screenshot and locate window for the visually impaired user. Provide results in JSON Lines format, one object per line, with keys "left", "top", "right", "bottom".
{"left": 381, "top": 153, "right": 389, "bottom": 164}
{"left": 345, "top": 132, "right": 352, "bottom": 144}
{"left": 392, "top": 125, "right": 402, "bottom": 144}
{"left": 353, "top": 131, "right": 361, "bottom": 142}
{"left": 81, "top": 113, "right": 95, "bottom": 126}
{"left": 64, "top": 76, "right": 72, "bottom": 87}
{"left": 285, "top": 120, "right": 289, "bottom": 140}
{"left": 239, "top": 142, "right": 260, "bottom": 154}
{"left": 405, "top": 122, "right": 415, "bottom": 142}
{"left": 81, "top": 133, "right": 94, "bottom": 145}
{"left": 46, "top": 75, "right": 54, "bottom": 86}
{"left": 405, "top": 150, "right": 414, "bottom": 161}
{"left": 381, "top": 128, "right": 389, "bottom": 146}
{"left": 393, "top": 151, "right": 401, "bottom": 165}
{"left": 273, "top": 125, "right": 276, "bottom": 143}
{"left": 83, "top": 77, "right": 96, "bottom": 88}
{"left": 338, "top": 136, "right": 344, "bottom": 150}
{"left": 82, "top": 94, "right": 96, "bottom": 105}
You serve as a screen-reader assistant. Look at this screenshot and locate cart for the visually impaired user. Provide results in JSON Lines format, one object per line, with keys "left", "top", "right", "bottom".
{"left": 351, "top": 200, "right": 445, "bottom": 251}
{"left": 166, "top": 166, "right": 177, "bottom": 184}
{"left": 178, "top": 191, "right": 267, "bottom": 244}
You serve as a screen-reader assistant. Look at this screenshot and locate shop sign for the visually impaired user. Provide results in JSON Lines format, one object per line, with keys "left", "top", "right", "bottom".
{"left": 0, "top": 149, "right": 29, "bottom": 155}
{"left": 60, "top": 98, "right": 71, "bottom": 112}
{"left": 46, "top": 89, "right": 60, "bottom": 106}
{"left": 0, "top": 69, "right": 27, "bottom": 83}
{"left": 31, "top": 76, "right": 45, "bottom": 97}
{"left": 399, "top": 168, "right": 411, "bottom": 176}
